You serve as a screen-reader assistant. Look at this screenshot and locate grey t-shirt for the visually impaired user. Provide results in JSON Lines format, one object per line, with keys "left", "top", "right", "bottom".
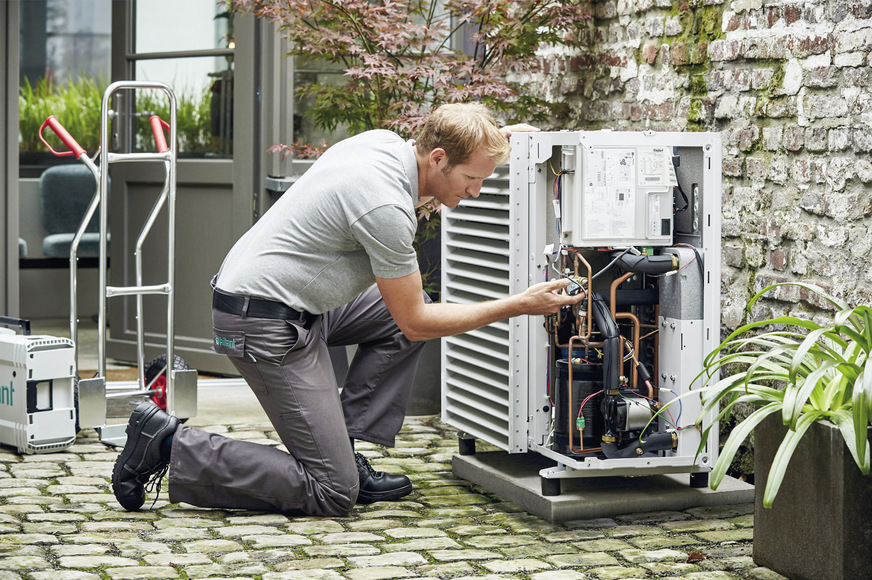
{"left": 216, "top": 130, "right": 420, "bottom": 314}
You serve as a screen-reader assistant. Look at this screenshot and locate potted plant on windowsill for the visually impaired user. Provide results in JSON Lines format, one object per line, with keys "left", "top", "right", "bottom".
{"left": 693, "top": 281, "right": 872, "bottom": 580}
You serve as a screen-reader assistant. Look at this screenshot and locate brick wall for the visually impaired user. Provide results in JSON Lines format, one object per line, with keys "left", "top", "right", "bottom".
{"left": 540, "top": 0, "right": 872, "bottom": 330}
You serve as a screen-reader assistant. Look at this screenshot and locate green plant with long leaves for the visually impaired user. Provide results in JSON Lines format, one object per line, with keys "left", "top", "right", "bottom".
{"left": 20, "top": 77, "right": 220, "bottom": 157}
{"left": 19, "top": 76, "right": 105, "bottom": 153}
{"left": 134, "top": 89, "right": 214, "bottom": 154}
{"left": 694, "top": 282, "right": 872, "bottom": 508}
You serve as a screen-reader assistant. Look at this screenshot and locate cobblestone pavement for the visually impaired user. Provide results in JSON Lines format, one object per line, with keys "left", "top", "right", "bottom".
{"left": 0, "top": 416, "right": 786, "bottom": 580}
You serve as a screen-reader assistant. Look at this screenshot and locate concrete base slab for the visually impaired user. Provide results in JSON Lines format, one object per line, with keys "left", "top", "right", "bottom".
{"left": 453, "top": 451, "right": 754, "bottom": 523}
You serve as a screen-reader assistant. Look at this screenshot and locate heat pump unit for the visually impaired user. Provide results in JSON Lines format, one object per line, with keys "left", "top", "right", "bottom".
{"left": 441, "top": 130, "right": 722, "bottom": 495}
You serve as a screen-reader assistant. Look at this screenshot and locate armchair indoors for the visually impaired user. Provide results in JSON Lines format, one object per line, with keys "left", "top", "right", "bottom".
{"left": 38, "top": 164, "right": 108, "bottom": 260}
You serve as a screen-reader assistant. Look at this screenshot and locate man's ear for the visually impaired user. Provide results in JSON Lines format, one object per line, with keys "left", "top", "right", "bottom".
{"left": 428, "top": 147, "right": 447, "bottom": 168}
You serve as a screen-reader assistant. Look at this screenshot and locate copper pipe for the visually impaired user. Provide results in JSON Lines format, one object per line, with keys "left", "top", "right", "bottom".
{"left": 608, "top": 273, "right": 643, "bottom": 390}
{"left": 639, "top": 327, "right": 659, "bottom": 341}
{"left": 567, "top": 334, "right": 601, "bottom": 455}
{"left": 556, "top": 338, "right": 605, "bottom": 349}
{"left": 572, "top": 253, "right": 594, "bottom": 341}
{"left": 653, "top": 304, "right": 660, "bottom": 394}
{"left": 608, "top": 272, "right": 634, "bottom": 319}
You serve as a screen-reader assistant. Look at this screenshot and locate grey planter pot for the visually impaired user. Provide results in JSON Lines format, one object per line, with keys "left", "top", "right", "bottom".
{"left": 754, "top": 415, "right": 872, "bottom": 580}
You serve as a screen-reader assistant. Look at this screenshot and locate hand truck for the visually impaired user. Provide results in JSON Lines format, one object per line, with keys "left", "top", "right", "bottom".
{"left": 38, "top": 80, "right": 198, "bottom": 447}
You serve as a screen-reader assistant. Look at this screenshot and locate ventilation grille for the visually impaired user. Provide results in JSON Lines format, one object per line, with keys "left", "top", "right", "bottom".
{"left": 441, "top": 168, "right": 517, "bottom": 451}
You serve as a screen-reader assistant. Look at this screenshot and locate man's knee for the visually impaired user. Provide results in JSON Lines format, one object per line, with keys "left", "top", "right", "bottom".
{"left": 318, "top": 472, "right": 359, "bottom": 516}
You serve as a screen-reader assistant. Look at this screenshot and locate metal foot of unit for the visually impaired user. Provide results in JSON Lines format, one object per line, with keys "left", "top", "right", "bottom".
{"left": 541, "top": 476, "right": 561, "bottom": 496}
{"left": 458, "top": 437, "right": 476, "bottom": 456}
{"left": 690, "top": 472, "right": 709, "bottom": 488}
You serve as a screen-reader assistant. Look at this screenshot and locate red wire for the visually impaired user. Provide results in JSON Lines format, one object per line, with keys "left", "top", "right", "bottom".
{"left": 577, "top": 389, "right": 603, "bottom": 419}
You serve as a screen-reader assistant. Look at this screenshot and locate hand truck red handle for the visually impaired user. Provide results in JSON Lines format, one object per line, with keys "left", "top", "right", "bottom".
{"left": 149, "top": 115, "right": 171, "bottom": 153}
{"left": 39, "top": 115, "right": 86, "bottom": 159}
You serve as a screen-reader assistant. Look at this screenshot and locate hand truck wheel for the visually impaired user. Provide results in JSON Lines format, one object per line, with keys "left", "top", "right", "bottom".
{"left": 145, "top": 354, "right": 190, "bottom": 413}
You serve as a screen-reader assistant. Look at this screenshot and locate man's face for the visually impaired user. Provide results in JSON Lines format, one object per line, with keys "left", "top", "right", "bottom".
{"left": 428, "top": 149, "right": 497, "bottom": 208}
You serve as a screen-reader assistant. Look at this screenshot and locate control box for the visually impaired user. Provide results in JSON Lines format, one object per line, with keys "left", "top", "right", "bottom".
{"left": 560, "top": 137, "right": 677, "bottom": 247}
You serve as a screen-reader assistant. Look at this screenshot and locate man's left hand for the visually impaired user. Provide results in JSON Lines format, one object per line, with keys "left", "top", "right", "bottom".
{"left": 500, "top": 124, "right": 540, "bottom": 139}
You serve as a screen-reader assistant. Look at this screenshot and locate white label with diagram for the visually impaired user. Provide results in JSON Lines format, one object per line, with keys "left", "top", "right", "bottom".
{"left": 582, "top": 148, "right": 636, "bottom": 239}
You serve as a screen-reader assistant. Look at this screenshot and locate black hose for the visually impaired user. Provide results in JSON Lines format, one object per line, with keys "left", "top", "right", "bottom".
{"left": 591, "top": 294, "right": 621, "bottom": 437}
{"left": 590, "top": 294, "right": 620, "bottom": 393}
{"left": 614, "top": 253, "right": 677, "bottom": 275}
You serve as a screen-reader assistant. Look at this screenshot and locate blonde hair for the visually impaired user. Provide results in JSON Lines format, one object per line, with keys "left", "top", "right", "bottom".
{"left": 415, "top": 103, "right": 511, "bottom": 167}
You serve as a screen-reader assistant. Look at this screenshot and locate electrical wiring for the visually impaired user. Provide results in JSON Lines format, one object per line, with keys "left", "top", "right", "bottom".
{"left": 548, "top": 161, "right": 562, "bottom": 176}
{"left": 545, "top": 345, "right": 554, "bottom": 407}
{"left": 577, "top": 389, "right": 603, "bottom": 420}
{"left": 621, "top": 337, "right": 635, "bottom": 363}
{"left": 590, "top": 247, "right": 634, "bottom": 281}
{"left": 658, "top": 387, "right": 683, "bottom": 425}
{"left": 553, "top": 174, "right": 563, "bottom": 238}
{"left": 672, "top": 154, "right": 689, "bottom": 213}
{"left": 646, "top": 243, "right": 704, "bottom": 280}
{"left": 620, "top": 392, "right": 678, "bottom": 432}
{"left": 673, "top": 242, "right": 705, "bottom": 282}
{"left": 551, "top": 166, "right": 575, "bottom": 240}
{"left": 550, "top": 264, "right": 586, "bottom": 297}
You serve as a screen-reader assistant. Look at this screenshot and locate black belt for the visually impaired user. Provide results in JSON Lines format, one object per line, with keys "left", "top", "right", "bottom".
{"left": 212, "top": 287, "right": 307, "bottom": 322}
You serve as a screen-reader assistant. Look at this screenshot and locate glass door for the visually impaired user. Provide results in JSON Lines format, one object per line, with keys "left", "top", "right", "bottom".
{"left": 107, "top": 0, "right": 260, "bottom": 375}
{"left": 1, "top": 1, "right": 20, "bottom": 316}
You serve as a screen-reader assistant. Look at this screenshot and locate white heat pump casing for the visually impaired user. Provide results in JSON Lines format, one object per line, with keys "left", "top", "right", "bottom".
{"left": 441, "top": 130, "right": 722, "bottom": 480}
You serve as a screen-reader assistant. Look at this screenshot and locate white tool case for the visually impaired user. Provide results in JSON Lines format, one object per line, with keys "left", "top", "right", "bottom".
{"left": 0, "top": 326, "right": 77, "bottom": 454}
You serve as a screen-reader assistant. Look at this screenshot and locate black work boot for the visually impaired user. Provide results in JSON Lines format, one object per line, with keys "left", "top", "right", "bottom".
{"left": 355, "top": 452, "right": 413, "bottom": 504}
{"left": 112, "top": 401, "right": 179, "bottom": 511}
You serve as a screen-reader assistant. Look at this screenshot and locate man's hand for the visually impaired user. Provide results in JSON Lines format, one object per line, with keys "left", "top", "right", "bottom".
{"left": 517, "top": 278, "right": 585, "bottom": 316}
{"left": 500, "top": 123, "right": 540, "bottom": 139}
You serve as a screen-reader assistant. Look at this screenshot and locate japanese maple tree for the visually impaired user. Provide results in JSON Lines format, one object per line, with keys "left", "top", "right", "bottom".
{"left": 232, "top": 0, "right": 589, "bottom": 139}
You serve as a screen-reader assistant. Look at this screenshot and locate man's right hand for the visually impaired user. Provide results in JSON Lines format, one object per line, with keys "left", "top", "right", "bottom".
{"left": 518, "top": 278, "right": 585, "bottom": 316}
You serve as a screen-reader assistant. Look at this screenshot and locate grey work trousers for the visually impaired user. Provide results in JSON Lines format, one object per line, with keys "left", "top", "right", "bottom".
{"left": 167, "top": 284, "right": 427, "bottom": 516}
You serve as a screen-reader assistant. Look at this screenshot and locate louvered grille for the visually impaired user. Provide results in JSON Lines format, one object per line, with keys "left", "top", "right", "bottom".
{"left": 441, "top": 169, "right": 518, "bottom": 451}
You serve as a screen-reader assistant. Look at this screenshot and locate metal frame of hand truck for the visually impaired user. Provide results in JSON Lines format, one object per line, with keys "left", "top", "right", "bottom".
{"left": 39, "top": 80, "right": 198, "bottom": 447}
